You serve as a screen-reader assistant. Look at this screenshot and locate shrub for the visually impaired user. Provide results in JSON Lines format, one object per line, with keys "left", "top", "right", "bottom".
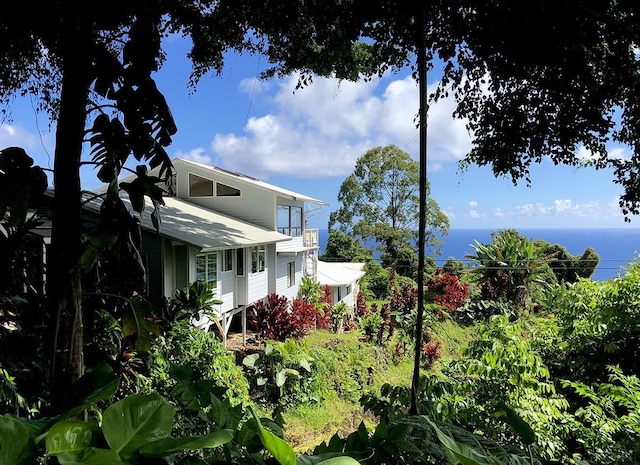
{"left": 250, "top": 293, "right": 294, "bottom": 341}
{"left": 424, "top": 268, "right": 469, "bottom": 317}
{"left": 290, "top": 298, "right": 318, "bottom": 339}
{"left": 143, "top": 324, "right": 249, "bottom": 405}
{"left": 243, "top": 340, "right": 316, "bottom": 406}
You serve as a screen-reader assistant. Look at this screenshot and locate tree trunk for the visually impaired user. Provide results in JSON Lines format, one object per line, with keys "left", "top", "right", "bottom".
{"left": 47, "top": 7, "right": 92, "bottom": 412}
{"left": 411, "top": 5, "right": 428, "bottom": 416}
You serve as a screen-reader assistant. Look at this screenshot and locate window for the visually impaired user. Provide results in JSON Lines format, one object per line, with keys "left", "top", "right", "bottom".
{"left": 277, "top": 205, "right": 303, "bottom": 237}
{"left": 222, "top": 250, "right": 233, "bottom": 272}
{"left": 189, "top": 173, "right": 214, "bottom": 197}
{"left": 216, "top": 182, "right": 241, "bottom": 197}
{"left": 196, "top": 252, "right": 217, "bottom": 287}
{"left": 287, "top": 261, "right": 296, "bottom": 287}
{"left": 251, "top": 245, "right": 265, "bottom": 273}
{"left": 236, "top": 248, "right": 244, "bottom": 276}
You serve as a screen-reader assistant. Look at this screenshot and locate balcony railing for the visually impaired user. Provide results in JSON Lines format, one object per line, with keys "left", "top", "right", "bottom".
{"left": 304, "top": 228, "right": 319, "bottom": 248}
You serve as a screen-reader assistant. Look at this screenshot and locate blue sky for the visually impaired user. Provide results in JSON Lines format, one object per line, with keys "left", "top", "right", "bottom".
{"left": 1, "top": 35, "right": 637, "bottom": 230}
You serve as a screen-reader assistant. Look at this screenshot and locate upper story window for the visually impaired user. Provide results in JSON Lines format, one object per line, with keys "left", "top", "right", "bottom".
{"left": 189, "top": 174, "right": 242, "bottom": 197}
{"left": 277, "top": 205, "right": 303, "bottom": 237}
{"left": 190, "top": 174, "right": 213, "bottom": 197}
{"left": 196, "top": 252, "right": 217, "bottom": 288}
{"left": 217, "top": 182, "right": 241, "bottom": 197}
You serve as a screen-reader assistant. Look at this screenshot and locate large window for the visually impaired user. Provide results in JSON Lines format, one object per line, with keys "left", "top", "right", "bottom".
{"left": 196, "top": 252, "right": 217, "bottom": 287}
{"left": 277, "top": 205, "right": 303, "bottom": 237}
{"left": 287, "top": 261, "right": 296, "bottom": 287}
{"left": 251, "top": 245, "right": 265, "bottom": 273}
{"left": 189, "top": 173, "right": 214, "bottom": 197}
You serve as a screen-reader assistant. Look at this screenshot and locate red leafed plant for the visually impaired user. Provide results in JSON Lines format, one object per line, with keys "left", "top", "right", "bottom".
{"left": 315, "top": 285, "right": 333, "bottom": 330}
{"left": 424, "top": 268, "right": 469, "bottom": 317}
{"left": 250, "top": 293, "right": 293, "bottom": 341}
{"left": 423, "top": 340, "right": 441, "bottom": 367}
{"left": 290, "top": 298, "right": 319, "bottom": 339}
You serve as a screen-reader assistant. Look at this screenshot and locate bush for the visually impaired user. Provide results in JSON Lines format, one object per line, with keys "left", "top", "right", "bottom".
{"left": 142, "top": 323, "right": 249, "bottom": 405}
{"left": 249, "top": 293, "right": 294, "bottom": 341}
{"left": 424, "top": 268, "right": 469, "bottom": 317}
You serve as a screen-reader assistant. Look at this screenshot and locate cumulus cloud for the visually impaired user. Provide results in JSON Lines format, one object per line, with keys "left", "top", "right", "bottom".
{"left": 468, "top": 200, "right": 478, "bottom": 208}
{"left": 174, "top": 147, "right": 213, "bottom": 165}
{"left": 206, "top": 73, "right": 472, "bottom": 179}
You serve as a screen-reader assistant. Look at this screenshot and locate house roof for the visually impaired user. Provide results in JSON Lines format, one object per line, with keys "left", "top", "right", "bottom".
{"left": 83, "top": 193, "right": 292, "bottom": 251}
{"left": 316, "top": 261, "right": 366, "bottom": 287}
{"left": 172, "top": 158, "right": 328, "bottom": 205}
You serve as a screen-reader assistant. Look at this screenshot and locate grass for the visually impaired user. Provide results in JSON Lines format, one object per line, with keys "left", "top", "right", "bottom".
{"left": 269, "top": 319, "right": 478, "bottom": 452}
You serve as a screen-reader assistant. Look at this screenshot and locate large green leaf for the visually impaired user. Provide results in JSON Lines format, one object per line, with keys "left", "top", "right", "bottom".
{"left": 424, "top": 417, "right": 495, "bottom": 465}
{"left": 138, "top": 429, "right": 233, "bottom": 457}
{"left": 45, "top": 420, "right": 96, "bottom": 455}
{"left": 0, "top": 414, "right": 38, "bottom": 465}
{"left": 61, "top": 363, "right": 120, "bottom": 414}
{"left": 55, "top": 448, "right": 125, "bottom": 465}
{"left": 249, "top": 406, "right": 296, "bottom": 465}
{"left": 102, "top": 394, "right": 174, "bottom": 458}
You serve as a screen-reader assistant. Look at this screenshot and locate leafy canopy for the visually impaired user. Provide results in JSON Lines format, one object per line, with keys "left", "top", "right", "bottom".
{"left": 329, "top": 145, "right": 449, "bottom": 276}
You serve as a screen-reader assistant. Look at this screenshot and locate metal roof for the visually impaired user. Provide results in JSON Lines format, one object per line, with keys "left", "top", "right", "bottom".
{"left": 84, "top": 193, "right": 292, "bottom": 251}
{"left": 317, "top": 261, "right": 366, "bottom": 287}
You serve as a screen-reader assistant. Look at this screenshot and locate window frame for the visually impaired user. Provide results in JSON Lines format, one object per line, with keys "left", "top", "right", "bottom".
{"left": 251, "top": 245, "right": 266, "bottom": 274}
{"left": 216, "top": 182, "right": 241, "bottom": 197}
{"left": 189, "top": 173, "right": 214, "bottom": 197}
{"left": 196, "top": 252, "right": 218, "bottom": 288}
{"left": 222, "top": 249, "right": 233, "bottom": 272}
{"left": 277, "top": 205, "right": 303, "bottom": 237}
{"left": 287, "top": 261, "right": 296, "bottom": 287}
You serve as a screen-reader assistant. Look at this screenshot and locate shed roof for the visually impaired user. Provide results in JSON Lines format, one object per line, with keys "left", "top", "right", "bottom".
{"left": 317, "top": 261, "right": 366, "bottom": 287}
{"left": 84, "top": 193, "right": 292, "bottom": 251}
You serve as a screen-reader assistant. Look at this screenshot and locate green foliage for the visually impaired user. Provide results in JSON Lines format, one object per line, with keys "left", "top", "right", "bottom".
{"left": 439, "top": 316, "right": 571, "bottom": 461}
{"left": 551, "top": 261, "right": 640, "bottom": 383}
{"left": 243, "top": 340, "right": 316, "bottom": 407}
{"left": 331, "top": 301, "right": 351, "bottom": 333}
{"left": 140, "top": 323, "right": 249, "bottom": 408}
{"left": 161, "top": 280, "right": 222, "bottom": 328}
{"left": 541, "top": 243, "right": 600, "bottom": 283}
{"left": 562, "top": 366, "right": 640, "bottom": 464}
{"left": 466, "top": 229, "right": 552, "bottom": 310}
{"left": 299, "top": 276, "right": 324, "bottom": 308}
{"left": 320, "top": 230, "right": 372, "bottom": 263}
{"left": 442, "top": 257, "right": 466, "bottom": 279}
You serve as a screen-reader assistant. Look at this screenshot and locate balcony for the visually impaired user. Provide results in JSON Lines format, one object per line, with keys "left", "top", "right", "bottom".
{"left": 304, "top": 228, "right": 319, "bottom": 248}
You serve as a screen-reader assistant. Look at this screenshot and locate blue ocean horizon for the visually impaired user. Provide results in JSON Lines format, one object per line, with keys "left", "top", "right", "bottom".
{"left": 318, "top": 228, "right": 640, "bottom": 281}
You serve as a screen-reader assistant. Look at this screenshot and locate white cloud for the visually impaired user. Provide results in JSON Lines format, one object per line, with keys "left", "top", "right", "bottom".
{"left": 468, "top": 200, "right": 478, "bottom": 208}
{"left": 174, "top": 147, "right": 213, "bottom": 165}
{"left": 207, "top": 73, "right": 472, "bottom": 179}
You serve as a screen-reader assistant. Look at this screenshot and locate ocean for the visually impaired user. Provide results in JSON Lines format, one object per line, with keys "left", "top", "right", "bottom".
{"left": 317, "top": 228, "right": 640, "bottom": 282}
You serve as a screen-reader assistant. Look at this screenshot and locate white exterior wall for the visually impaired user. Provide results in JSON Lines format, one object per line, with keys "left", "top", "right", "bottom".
{"left": 247, "top": 270, "right": 269, "bottom": 305}
{"left": 173, "top": 161, "right": 278, "bottom": 230}
{"left": 219, "top": 267, "right": 235, "bottom": 313}
{"left": 331, "top": 284, "right": 357, "bottom": 310}
{"left": 275, "top": 254, "right": 303, "bottom": 300}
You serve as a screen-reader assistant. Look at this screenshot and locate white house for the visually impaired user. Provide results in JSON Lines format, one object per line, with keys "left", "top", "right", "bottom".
{"left": 316, "top": 261, "right": 366, "bottom": 311}
{"left": 99, "top": 158, "right": 327, "bottom": 344}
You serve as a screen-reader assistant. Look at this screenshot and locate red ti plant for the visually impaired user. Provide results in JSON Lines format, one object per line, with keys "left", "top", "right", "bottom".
{"left": 424, "top": 268, "right": 469, "bottom": 317}
{"left": 250, "top": 293, "right": 293, "bottom": 341}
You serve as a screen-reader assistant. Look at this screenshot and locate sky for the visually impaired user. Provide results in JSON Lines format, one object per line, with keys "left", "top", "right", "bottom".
{"left": 1, "top": 35, "right": 638, "bottom": 231}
